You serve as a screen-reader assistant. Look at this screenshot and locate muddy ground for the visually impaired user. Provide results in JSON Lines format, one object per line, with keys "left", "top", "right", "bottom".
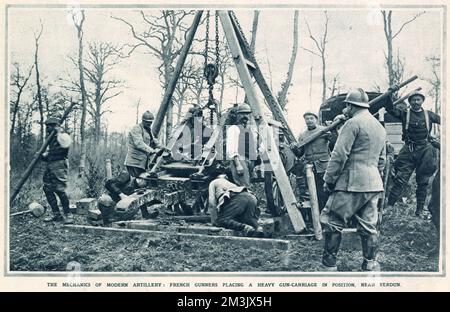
{"left": 9, "top": 199, "right": 439, "bottom": 272}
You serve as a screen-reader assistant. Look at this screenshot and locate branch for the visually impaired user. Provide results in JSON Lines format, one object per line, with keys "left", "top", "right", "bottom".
{"left": 111, "top": 15, "right": 163, "bottom": 57}
{"left": 392, "top": 11, "right": 425, "bottom": 39}
{"left": 305, "top": 18, "right": 323, "bottom": 54}
{"left": 301, "top": 46, "right": 321, "bottom": 57}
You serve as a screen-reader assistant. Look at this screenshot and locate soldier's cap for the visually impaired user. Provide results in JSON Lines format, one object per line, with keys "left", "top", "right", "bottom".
{"left": 236, "top": 103, "right": 252, "bottom": 114}
{"left": 45, "top": 116, "right": 61, "bottom": 125}
{"left": 142, "top": 111, "right": 155, "bottom": 122}
{"left": 408, "top": 91, "right": 425, "bottom": 103}
{"left": 343, "top": 88, "right": 369, "bottom": 108}
{"left": 303, "top": 111, "right": 318, "bottom": 119}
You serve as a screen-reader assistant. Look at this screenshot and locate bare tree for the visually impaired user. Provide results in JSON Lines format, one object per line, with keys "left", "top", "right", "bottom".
{"left": 328, "top": 73, "right": 344, "bottom": 97}
{"left": 302, "top": 11, "right": 329, "bottom": 104}
{"left": 112, "top": 10, "right": 195, "bottom": 142}
{"left": 10, "top": 62, "right": 34, "bottom": 136}
{"left": 381, "top": 10, "right": 425, "bottom": 87}
{"left": 33, "top": 21, "right": 44, "bottom": 143}
{"left": 425, "top": 56, "right": 441, "bottom": 116}
{"left": 72, "top": 9, "right": 88, "bottom": 175}
{"left": 277, "top": 10, "right": 299, "bottom": 109}
{"left": 83, "top": 41, "right": 123, "bottom": 143}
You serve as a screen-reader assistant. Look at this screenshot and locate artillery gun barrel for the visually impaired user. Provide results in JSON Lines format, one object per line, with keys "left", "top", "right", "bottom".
{"left": 295, "top": 75, "right": 418, "bottom": 149}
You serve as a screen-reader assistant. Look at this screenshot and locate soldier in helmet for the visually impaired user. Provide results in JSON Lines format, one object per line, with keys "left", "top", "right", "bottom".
{"left": 385, "top": 90, "right": 440, "bottom": 218}
{"left": 320, "top": 89, "right": 386, "bottom": 271}
{"left": 225, "top": 103, "right": 258, "bottom": 188}
{"left": 97, "top": 171, "right": 156, "bottom": 226}
{"left": 124, "top": 110, "right": 166, "bottom": 177}
{"left": 292, "top": 111, "right": 337, "bottom": 212}
{"left": 41, "top": 116, "right": 74, "bottom": 224}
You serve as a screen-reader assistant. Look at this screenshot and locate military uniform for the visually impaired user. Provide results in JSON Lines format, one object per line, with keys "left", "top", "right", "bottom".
{"left": 42, "top": 117, "right": 73, "bottom": 223}
{"left": 296, "top": 124, "right": 333, "bottom": 211}
{"left": 124, "top": 112, "right": 163, "bottom": 177}
{"left": 385, "top": 93, "right": 440, "bottom": 215}
{"left": 98, "top": 171, "right": 152, "bottom": 225}
{"left": 225, "top": 104, "right": 258, "bottom": 189}
{"left": 208, "top": 175, "right": 261, "bottom": 236}
{"left": 320, "top": 89, "right": 386, "bottom": 271}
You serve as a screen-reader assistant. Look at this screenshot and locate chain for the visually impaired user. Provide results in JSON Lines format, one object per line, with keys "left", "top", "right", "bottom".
{"left": 204, "top": 10, "right": 210, "bottom": 68}
{"left": 215, "top": 11, "right": 220, "bottom": 69}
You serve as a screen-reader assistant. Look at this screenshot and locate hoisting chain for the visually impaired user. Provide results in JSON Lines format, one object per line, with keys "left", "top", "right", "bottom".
{"left": 204, "top": 10, "right": 219, "bottom": 126}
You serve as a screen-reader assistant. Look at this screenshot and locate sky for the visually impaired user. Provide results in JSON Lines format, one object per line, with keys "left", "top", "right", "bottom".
{"left": 7, "top": 5, "right": 443, "bottom": 136}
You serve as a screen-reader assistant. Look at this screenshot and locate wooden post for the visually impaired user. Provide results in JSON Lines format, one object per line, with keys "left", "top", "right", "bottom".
{"left": 105, "top": 158, "right": 112, "bottom": 179}
{"left": 305, "top": 164, "right": 322, "bottom": 240}
{"left": 152, "top": 11, "right": 203, "bottom": 137}
{"left": 219, "top": 11, "right": 305, "bottom": 232}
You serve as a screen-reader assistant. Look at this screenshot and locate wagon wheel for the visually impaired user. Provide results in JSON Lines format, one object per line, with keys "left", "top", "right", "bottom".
{"left": 264, "top": 171, "right": 286, "bottom": 217}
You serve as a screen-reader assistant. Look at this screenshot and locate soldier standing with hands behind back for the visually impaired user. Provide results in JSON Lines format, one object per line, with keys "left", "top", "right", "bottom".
{"left": 320, "top": 89, "right": 386, "bottom": 271}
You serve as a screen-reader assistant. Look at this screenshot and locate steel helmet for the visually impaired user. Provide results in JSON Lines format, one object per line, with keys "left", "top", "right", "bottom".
{"left": 236, "top": 103, "right": 252, "bottom": 114}
{"left": 408, "top": 91, "right": 425, "bottom": 103}
{"left": 343, "top": 88, "right": 369, "bottom": 108}
{"left": 45, "top": 116, "right": 61, "bottom": 125}
{"left": 142, "top": 111, "right": 155, "bottom": 122}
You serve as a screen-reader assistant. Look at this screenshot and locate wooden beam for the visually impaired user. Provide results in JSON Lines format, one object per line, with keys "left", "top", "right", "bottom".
{"left": 218, "top": 11, "right": 306, "bottom": 233}
{"left": 65, "top": 225, "right": 291, "bottom": 251}
{"left": 152, "top": 11, "right": 203, "bottom": 137}
{"left": 228, "top": 12, "right": 297, "bottom": 145}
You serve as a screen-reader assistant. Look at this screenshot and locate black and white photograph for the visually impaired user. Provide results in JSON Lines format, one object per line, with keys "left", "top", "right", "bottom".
{"left": 1, "top": 0, "right": 448, "bottom": 291}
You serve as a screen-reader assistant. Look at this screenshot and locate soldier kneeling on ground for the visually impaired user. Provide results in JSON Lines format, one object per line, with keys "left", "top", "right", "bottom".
{"left": 208, "top": 167, "right": 264, "bottom": 237}
{"left": 97, "top": 171, "right": 157, "bottom": 226}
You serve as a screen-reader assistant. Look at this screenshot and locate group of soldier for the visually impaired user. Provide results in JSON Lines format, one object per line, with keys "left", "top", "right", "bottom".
{"left": 39, "top": 85, "right": 440, "bottom": 271}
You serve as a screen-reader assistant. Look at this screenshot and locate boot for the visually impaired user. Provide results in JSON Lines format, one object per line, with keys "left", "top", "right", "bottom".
{"left": 322, "top": 232, "right": 342, "bottom": 270}
{"left": 415, "top": 203, "right": 430, "bottom": 220}
{"left": 44, "top": 190, "right": 63, "bottom": 222}
{"left": 44, "top": 213, "right": 63, "bottom": 222}
{"left": 361, "top": 234, "right": 380, "bottom": 271}
{"left": 64, "top": 213, "right": 74, "bottom": 225}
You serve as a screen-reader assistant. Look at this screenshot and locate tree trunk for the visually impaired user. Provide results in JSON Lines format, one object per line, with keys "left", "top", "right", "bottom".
{"left": 321, "top": 54, "right": 326, "bottom": 104}
{"left": 278, "top": 10, "right": 299, "bottom": 109}
{"left": 75, "top": 11, "right": 88, "bottom": 175}
{"left": 34, "top": 40, "right": 44, "bottom": 144}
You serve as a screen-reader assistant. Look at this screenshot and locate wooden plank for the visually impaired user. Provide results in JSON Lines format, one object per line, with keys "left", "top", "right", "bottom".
{"left": 219, "top": 11, "right": 306, "bottom": 233}
{"left": 305, "top": 164, "right": 323, "bottom": 240}
{"left": 65, "top": 225, "right": 291, "bottom": 251}
{"left": 114, "top": 220, "right": 235, "bottom": 236}
{"left": 168, "top": 215, "right": 211, "bottom": 223}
